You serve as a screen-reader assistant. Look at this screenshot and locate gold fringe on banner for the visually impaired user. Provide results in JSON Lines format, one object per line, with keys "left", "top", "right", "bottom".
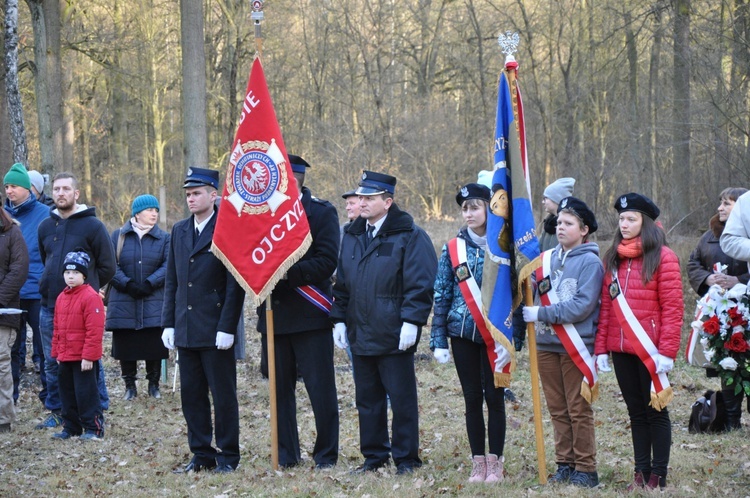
{"left": 649, "top": 386, "right": 674, "bottom": 412}
{"left": 515, "top": 255, "right": 542, "bottom": 309}
{"left": 212, "top": 232, "right": 313, "bottom": 308}
{"left": 489, "top": 332, "right": 516, "bottom": 389}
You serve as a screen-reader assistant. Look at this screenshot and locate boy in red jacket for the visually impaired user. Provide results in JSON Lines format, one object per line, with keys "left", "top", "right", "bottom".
{"left": 51, "top": 250, "right": 105, "bottom": 440}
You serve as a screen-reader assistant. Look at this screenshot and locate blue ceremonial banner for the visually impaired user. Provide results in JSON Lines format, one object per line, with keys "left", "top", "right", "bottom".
{"left": 482, "top": 59, "right": 539, "bottom": 387}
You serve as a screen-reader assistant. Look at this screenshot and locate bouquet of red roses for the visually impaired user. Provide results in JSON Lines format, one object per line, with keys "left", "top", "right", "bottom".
{"left": 692, "top": 284, "right": 750, "bottom": 395}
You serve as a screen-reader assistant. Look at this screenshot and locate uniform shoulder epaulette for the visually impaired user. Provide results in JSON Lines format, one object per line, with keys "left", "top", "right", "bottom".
{"left": 311, "top": 196, "right": 332, "bottom": 207}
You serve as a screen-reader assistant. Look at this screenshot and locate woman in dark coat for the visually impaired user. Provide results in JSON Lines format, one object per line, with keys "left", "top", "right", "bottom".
{"left": 686, "top": 186, "right": 748, "bottom": 429}
{"left": 0, "top": 206, "right": 29, "bottom": 431}
{"left": 105, "top": 195, "right": 169, "bottom": 400}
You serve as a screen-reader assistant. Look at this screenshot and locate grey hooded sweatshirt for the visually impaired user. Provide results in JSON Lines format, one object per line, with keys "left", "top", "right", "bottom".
{"left": 534, "top": 242, "right": 604, "bottom": 354}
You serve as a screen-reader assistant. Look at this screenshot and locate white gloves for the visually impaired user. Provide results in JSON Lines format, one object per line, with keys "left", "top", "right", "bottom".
{"left": 494, "top": 344, "right": 511, "bottom": 372}
{"left": 215, "top": 331, "right": 235, "bottom": 350}
{"left": 398, "top": 322, "right": 418, "bottom": 351}
{"left": 522, "top": 306, "right": 540, "bottom": 323}
{"left": 333, "top": 323, "right": 348, "bottom": 349}
{"left": 596, "top": 354, "right": 611, "bottom": 372}
{"left": 433, "top": 348, "right": 450, "bottom": 364}
{"left": 161, "top": 328, "right": 175, "bottom": 350}
{"left": 654, "top": 354, "right": 674, "bottom": 374}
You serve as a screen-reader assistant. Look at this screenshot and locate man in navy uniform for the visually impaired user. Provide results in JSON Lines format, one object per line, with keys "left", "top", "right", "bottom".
{"left": 257, "top": 154, "right": 340, "bottom": 469}
{"left": 331, "top": 170, "right": 437, "bottom": 475}
{"left": 161, "top": 167, "right": 245, "bottom": 473}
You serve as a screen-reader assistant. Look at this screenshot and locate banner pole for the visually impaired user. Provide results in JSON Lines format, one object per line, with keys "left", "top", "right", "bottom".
{"left": 252, "top": 1, "right": 264, "bottom": 58}
{"left": 524, "top": 277, "right": 547, "bottom": 484}
{"left": 266, "top": 295, "right": 279, "bottom": 470}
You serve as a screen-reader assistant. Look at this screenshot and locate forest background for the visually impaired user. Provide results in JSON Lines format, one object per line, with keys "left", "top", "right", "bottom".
{"left": 0, "top": 0, "right": 747, "bottom": 233}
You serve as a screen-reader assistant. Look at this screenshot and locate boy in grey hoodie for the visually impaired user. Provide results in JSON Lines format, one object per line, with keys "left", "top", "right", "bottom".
{"left": 522, "top": 196, "right": 604, "bottom": 488}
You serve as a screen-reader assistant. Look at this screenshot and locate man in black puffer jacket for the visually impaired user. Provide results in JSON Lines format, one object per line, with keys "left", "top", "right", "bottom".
{"left": 331, "top": 170, "right": 437, "bottom": 475}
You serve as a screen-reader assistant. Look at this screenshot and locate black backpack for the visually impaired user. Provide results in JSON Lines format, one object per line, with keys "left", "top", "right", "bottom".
{"left": 688, "top": 390, "right": 728, "bottom": 434}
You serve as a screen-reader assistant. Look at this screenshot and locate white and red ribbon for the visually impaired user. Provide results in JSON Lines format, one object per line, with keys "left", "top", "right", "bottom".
{"left": 610, "top": 270, "right": 673, "bottom": 411}
{"left": 535, "top": 250, "right": 598, "bottom": 403}
{"left": 448, "top": 238, "right": 509, "bottom": 376}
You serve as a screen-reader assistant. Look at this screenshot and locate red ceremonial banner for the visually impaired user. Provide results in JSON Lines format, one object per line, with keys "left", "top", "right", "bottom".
{"left": 212, "top": 57, "right": 312, "bottom": 307}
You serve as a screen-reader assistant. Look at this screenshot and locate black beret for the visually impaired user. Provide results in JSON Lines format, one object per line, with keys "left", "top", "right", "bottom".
{"left": 455, "top": 183, "right": 491, "bottom": 206}
{"left": 558, "top": 196, "right": 598, "bottom": 234}
{"left": 614, "top": 192, "right": 660, "bottom": 220}
{"left": 341, "top": 190, "right": 358, "bottom": 199}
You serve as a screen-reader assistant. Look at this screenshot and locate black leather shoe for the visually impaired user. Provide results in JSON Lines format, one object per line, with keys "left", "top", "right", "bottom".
{"left": 124, "top": 388, "right": 137, "bottom": 401}
{"left": 350, "top": 461, "right": 387, "bottom": 474}
{"left": 148, "top": 385, "right": 161, "bottom": 399}
{"left": 396, "top": 462, "right": 422, "bottom": 475}
{"left": 173, "top": 459, "right": 216, "bottom": 474}
{"left": 213, "top": 464, "right": 235, "bottom": 473}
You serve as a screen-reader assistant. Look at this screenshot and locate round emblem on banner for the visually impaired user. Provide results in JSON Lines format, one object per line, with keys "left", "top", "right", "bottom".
{"left": 232, "top": 151, "right": 280, "bottom": 206}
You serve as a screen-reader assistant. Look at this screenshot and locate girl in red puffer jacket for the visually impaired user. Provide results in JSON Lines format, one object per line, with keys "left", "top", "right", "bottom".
{"left": 594, "top": 193, "right": 683, "bottom": 492}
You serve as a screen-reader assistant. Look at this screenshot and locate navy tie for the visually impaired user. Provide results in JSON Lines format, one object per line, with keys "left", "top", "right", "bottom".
{"left": 365, "top": 225, "right": 375, "bottom": 248}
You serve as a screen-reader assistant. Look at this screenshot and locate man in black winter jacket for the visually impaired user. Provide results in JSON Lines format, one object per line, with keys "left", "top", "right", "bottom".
{"left": 331, "top": 170, "right": 437, "bottom": 475}
{"left": 36, "top": 172, "right": 115, "bottom": 430}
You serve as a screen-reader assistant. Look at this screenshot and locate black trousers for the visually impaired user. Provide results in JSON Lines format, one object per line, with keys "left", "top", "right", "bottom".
{"left": 178, "top": 347, "right": 239, "bottom": 469}
{"left": 451, "top": 337, "right": 506, "bottom": 456}
{"left": 612, "top": 352, "right": 671, "bottom": 477}
{"left": 352, "top": 352, "right": 421, "bottom": 468}
{"left": 273, "top": 329, "right": 339, "bottom": 467}
{"left": 58, "top": 361, "right": 104, "bottom": 436}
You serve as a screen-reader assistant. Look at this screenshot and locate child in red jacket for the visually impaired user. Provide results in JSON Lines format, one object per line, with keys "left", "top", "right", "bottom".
{"left": 51, "top": 250, "right": 105, "bottom": 441}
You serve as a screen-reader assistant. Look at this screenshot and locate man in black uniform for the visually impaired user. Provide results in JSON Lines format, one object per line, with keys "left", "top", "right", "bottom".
{"left": 331, "top": 170, "right": 437, "bottom": 475}
{"left": 161, "top": 167, "right": 245, "bottom": 473}
{"left": 257, "top": 154, "right": 340, "bottom": 469}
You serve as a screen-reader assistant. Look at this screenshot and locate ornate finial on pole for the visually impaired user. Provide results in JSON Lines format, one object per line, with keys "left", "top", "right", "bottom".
{"left": 252, "top": 0, "right": 265, "bottom": 56}
{"left": 498, "top": 31, "right": 519, "bottom": 65}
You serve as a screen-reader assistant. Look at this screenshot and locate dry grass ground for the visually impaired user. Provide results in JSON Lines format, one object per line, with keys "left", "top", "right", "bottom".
{"left": 2, "top": 228, "right": 749, "bottom": 497}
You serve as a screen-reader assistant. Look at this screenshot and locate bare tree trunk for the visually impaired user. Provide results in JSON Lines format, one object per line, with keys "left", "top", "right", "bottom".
{"left": 5, "top": 0, "right": 28, "bottom": 165}
{"left": 180, "top": 0, "right": 208, "bottom": 169}
{"left": 672, "top": 0, "right": 691, "bottom": 229}
{"left": 44, "top": 0, "right": 64, "bottom": 169}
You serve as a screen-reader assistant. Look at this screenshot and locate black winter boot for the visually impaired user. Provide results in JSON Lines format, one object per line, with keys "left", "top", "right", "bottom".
{"left": 121, "top": 360, "right": 138, "bottom": 400}
{"left": 146, "top": 360, "right": 161, "bottom": 399}
{"left": 722, "top": 388, "right": 743, "bottom": 430}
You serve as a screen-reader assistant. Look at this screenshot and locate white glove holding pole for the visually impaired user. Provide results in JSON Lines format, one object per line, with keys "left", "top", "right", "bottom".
{"left": 522, "top": 306, "right": 540, "bottom": 323}
{"left": 398, "top": 322, "right": 418, "bottom": 351}
{"left": 654, "top": 354, "right": 674, "bottom": 374}
{"left": 433, "top": 348, "right": 450, "bottom": 364}
{"left": 215, "top": 331, "right": 235, "bottom": 350}
{"left": 596, "top": 354, "right": 612, "bottom": 372}
{"left": 333, "top": 323, "right": 348, "bottom": 349}
{"left": 494, "top": 343, "right": 511, "bottom": 372}
{"left": 161, "top": 328, "right": 175, "bottom": 350}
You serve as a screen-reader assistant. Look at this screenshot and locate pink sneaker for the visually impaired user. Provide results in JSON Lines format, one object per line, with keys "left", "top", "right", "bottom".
{"left": 484, "top": 454, "right": 503, "bottom": 483}
{"left": 468, "top": 455, "right": 486, "bottom": 482}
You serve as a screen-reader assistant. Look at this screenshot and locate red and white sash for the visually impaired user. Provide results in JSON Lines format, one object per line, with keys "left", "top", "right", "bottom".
{"left": 608, "top": 270, "right": 673, "bottom": 411}
{"left": 534, "top": 250, "right": 598, "bottom": 403}
{"left": 448, "top": 238, "right": 509, "bottom": 380}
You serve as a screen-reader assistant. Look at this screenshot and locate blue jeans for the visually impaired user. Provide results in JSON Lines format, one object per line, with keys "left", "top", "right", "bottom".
{"left": 11, "top": 300, "right": 45, "bottom": 403}
{"left": 40, "top": 306, "right": 109, "bottom": 413}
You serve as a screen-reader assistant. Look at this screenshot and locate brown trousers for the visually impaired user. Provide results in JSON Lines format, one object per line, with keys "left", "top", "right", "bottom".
{"left": 538, "top": 350, "right": 597, "bottom": 472}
